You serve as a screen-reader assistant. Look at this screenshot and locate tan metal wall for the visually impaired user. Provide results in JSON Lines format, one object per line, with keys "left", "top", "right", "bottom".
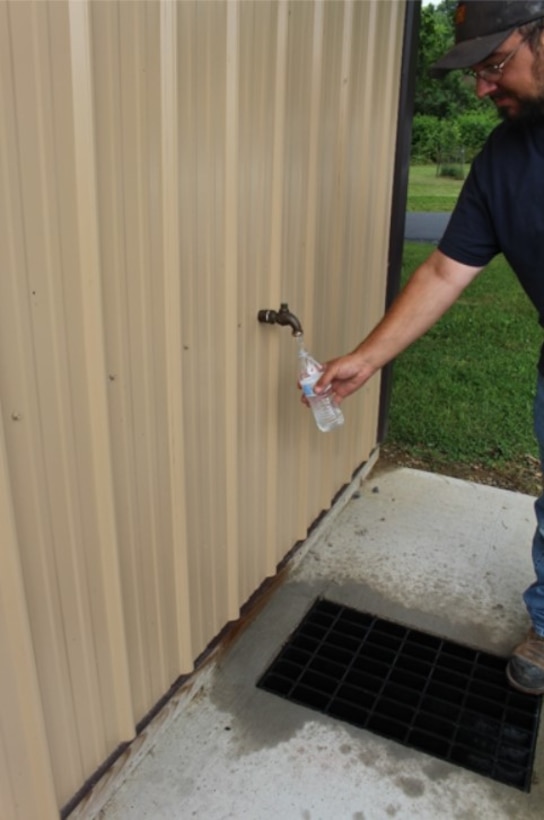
{"left": 0, "top": 0, "right": 405, "bottom": 815}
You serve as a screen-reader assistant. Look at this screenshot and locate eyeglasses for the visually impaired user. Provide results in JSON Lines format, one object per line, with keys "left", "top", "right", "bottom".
{"left": 465, "top": 35, "right": 528, "bottom": 82}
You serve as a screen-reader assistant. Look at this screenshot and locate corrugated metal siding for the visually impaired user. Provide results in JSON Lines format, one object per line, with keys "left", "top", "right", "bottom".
{"left": 0, "top": 1, "right": 406, "bottom": 815}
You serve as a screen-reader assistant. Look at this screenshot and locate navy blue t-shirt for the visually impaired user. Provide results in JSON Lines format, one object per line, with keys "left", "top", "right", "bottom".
{"left": 439, "top": 119, "right": 544, "bottom": 367}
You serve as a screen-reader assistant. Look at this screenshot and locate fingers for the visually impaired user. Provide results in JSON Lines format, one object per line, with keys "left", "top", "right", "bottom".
{"left": 313, "top": 370, "right": 337, "bottom": 400}
{"left": 314, "top": 358, "right": 350, "bottom": 395}
{"left": 314, "top": 358, "right": 343, "bottom": 392}
{"left": 314, "top": 353, "right": 373, "bottom": 401}
{"left": 298, "top": 351, "right": 375, "bottom": 406}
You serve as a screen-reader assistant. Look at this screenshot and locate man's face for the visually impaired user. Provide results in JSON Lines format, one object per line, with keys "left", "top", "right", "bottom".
{"left": 472, "top": 29, "right": 544, "bottom": 123}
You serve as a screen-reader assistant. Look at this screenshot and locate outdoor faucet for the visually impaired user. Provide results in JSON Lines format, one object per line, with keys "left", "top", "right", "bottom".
{"left": 257, "top": 303, "right": 303, "bottom": 337}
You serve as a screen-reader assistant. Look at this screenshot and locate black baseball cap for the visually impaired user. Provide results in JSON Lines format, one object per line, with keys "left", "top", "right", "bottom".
{"left": 431, "top": 0, "right": 544, "bottom": 77}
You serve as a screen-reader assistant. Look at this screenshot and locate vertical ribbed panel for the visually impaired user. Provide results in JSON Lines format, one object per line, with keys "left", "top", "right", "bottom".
{"left": 159, "top": 0, "right": 194, "bottom": 678}
{"left": 0, "top": 1, "right": 406, "bottom": 814}
{"left": 0, "top": 405, "right": 58, "bottom": 820}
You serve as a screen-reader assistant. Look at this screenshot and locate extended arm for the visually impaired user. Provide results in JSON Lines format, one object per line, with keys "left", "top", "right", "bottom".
{"left": 315, "top": 249, "right": 483, "bottom": 402}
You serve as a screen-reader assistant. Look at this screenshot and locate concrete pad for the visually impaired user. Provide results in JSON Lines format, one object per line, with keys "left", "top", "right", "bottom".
{"left": 94, "top": 467, "right": 543, "bottom": 820}
{"left": 303, "top": 465, "right": 537, "bottom": 655}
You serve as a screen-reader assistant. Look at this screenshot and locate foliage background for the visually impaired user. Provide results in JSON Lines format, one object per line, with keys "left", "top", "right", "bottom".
{"left": 384, "top": 239, "right": 542, "bottom": 495}
{"left": 412, "top": 1, "right": 498, "bottom": 163}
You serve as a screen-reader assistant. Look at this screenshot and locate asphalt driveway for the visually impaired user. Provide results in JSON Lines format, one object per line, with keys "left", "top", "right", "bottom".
{"left": 404, "top": 211, "right": 451, "bottom": 243}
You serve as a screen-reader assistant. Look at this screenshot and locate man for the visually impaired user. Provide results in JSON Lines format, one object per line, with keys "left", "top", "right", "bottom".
{"left": 315, "top": 0, "right": 544, "bottom": 695}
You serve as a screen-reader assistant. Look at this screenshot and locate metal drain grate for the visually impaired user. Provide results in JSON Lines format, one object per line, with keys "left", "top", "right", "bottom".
{"left": 257, "top": 599, "right": 542, "bottom": 791}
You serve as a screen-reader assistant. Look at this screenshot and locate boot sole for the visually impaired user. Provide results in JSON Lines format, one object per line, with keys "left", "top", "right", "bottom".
{"left": 506, "top": 662, "right": 544, "bottom": 696}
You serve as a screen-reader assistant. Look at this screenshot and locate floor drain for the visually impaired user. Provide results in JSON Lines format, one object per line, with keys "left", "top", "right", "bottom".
{"left": 257, "top": 599, "right": 542, "bottom": 791}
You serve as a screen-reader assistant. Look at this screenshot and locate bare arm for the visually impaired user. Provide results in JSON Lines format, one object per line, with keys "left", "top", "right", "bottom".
{"left": 315, "top": 249, "right": 482, "bottom": 402}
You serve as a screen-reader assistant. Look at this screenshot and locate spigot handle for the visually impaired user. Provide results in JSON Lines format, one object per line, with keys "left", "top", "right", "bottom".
{"left": 257, "top": 309, "right": 278, "bottom": 324}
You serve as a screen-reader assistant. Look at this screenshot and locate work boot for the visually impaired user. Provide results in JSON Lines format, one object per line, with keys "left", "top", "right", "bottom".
{"left": 506, "top": 629, "right": 544, "bottom": 695}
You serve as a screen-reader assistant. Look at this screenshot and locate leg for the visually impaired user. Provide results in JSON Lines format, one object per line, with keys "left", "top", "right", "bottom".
{"left": 507, "top": 372, "right": 544, "bottom": 694}
{"left": 523, "top": 372, "right": 544, "bottom": 635}
{"left": 522, "top": 494, "right": 544, "bottom": 636}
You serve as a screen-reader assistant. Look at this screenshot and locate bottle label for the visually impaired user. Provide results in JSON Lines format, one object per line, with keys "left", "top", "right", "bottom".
{"left": 300, "top": 374, "right": 320, "bottom": 398}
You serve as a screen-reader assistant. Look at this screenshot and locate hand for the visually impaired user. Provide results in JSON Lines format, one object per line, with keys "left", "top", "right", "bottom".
{"left": 303, "top": 352, "right": 376, "bottom": 405}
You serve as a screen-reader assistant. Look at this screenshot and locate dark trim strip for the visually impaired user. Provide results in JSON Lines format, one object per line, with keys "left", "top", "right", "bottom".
{"left": 378, "top": 0, "right": 421, "bottom": 442}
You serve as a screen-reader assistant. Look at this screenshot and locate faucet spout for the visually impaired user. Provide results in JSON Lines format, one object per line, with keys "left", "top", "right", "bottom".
{"left": 257, "top": 302, "right": 303, "bottom": 336}
{"left": 276, "top": 303, "right": 303, "bottom": 336}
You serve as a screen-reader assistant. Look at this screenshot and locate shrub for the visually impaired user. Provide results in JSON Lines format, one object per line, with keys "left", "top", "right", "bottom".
{"left": 456, "top": 111, "right": 498, "bottom": 161}
{"left": 438, "top": 164, "right": 464, "bottom": 179}
{"left": 410, "top": 114, "right": 442, "bottom": 164}
{"left": 411, "top": 112, "right": 497, "bottom": 165}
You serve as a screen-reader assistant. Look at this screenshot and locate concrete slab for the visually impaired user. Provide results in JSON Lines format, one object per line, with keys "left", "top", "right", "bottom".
{"left": 92, "top": 467, "right": 543, "bottom": 820}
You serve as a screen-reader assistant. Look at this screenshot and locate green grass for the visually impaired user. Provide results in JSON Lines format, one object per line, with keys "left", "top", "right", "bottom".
{"left": 387, "top": 243, "right": 541, "bottom": 468}
{"left": 407, "top": 165, "right": 465, "bottom": 212}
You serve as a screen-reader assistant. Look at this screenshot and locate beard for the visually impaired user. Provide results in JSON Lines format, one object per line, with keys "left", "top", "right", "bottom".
{"left": 495, "top": 51, "right": 544, "bottom": 123}
{"left": 495, "top": 95, "right": 544, "bottom": 122}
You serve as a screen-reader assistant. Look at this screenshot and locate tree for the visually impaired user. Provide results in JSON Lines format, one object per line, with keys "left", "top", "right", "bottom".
{"left": 415, "top": 1, "right": 494, "bottom": 119}
{"left": 411, "top": 1, "right": 497, "bottom": 164}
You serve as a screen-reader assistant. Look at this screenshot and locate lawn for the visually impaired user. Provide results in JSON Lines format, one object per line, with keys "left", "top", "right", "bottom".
{"left": 407, "top": 164, "right": 465, "bottom": 212}
{"left": 384, "top": 186, "right": 543, "bottom": 494}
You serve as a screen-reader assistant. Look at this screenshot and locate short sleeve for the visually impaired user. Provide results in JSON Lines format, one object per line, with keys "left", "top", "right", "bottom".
{"left": 438, "top": 158, "right": 500, "bottom": 268}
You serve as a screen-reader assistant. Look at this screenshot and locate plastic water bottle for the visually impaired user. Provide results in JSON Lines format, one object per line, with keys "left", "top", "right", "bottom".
{"left": 298, "top": 339, "right": 344, "bottom": 432}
